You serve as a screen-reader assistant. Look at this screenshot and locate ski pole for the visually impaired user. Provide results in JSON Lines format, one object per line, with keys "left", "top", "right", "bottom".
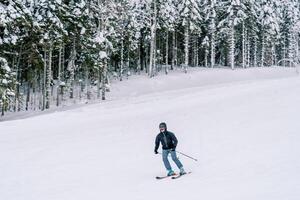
{"left": 176, "top": 151, "right": 198, "bottom": 162}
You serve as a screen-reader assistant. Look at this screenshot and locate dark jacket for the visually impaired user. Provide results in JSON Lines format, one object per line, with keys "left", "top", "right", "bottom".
{"left": 154, "top": 131, "right": 178, "bottom": 151}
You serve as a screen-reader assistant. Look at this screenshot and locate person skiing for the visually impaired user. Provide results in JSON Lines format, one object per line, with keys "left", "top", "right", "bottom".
{"left": 154, "top": 122, "right": 186, "bottom": 176}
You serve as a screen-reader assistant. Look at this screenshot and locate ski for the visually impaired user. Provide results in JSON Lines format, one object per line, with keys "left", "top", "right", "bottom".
{"left": 156, "top": 174, "right": 178, "bottom": 180}
{"left": 171, "top": 172, "right": 192, "bottom": 179}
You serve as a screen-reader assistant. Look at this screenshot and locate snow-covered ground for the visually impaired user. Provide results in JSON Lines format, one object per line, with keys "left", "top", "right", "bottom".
{"left": 1, "top": 67, "right": 300, "bottom": 200}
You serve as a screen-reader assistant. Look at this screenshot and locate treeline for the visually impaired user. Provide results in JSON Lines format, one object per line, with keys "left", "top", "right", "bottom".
{"left": 0, "top": 0, "right": 300, "bottom": 116}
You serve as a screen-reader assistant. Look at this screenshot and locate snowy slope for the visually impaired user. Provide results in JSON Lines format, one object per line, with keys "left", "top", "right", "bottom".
{"left": 1, "top": 67, "right": 300, "bottom": 200}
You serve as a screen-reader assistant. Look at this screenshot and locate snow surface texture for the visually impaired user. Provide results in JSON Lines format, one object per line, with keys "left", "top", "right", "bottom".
{"left": 1, "top": 67, "right": 300, "bottom": 200}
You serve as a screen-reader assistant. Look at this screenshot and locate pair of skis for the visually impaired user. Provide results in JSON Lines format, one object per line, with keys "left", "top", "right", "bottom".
{"left": 156, "top": 172, "right": 191, "bottom": 180}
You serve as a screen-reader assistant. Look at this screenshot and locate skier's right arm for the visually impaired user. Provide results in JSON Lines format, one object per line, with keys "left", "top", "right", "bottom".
{"left": 154, "top": 135, "right": 160, "bottom": 154}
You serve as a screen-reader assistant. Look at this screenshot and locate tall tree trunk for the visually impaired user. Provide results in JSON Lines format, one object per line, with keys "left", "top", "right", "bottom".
{"left": 100, "top": 1, "right": 108, "bottom": 100}
{"left": 85, "top": 63, "right": 90, "bottom": 100}
{"left": 149, "top": 0, "right": 157, "bottom": 77}
{"left": 242, "top": 22, "right": 245, "bottom": 68}
{"left": 120, "top": 38, "right": 124, "bottom": 81}
{"left": 145, "top": 46, "right": 148, "bottom": 73}
{"left": 247, "top": 31, "right": 250, "bottom": 67}
{"left": 14, "top": 47, "right": 22, "bottom": 112}
{"left": 165, "top": 30, "right": 169, "bottom": 74}
{"left": 211, "top": 24, "right": 215, "bottom": 68}
{"left": 26, "top": 82, "right": 30, "bottom": 111}
{"left": 261, "top": 31, "right": 265, "bottom": 67}
{"left": 69, "top": 38, "right": 76, "bottom": 98}
{"left": 43, "top": 47, "right": 47, "bottom": 110}
{"left": 137, "top": 44, "right": 141, "bottom": 74}
{"left": 254, "top": 36, "right": 257, "bottom": 67}
{"left": 283, "top": 35, "right": 286, "bottom": 67}
{"left": 45, "top": 42, "right": 52, "bottom": 109}
{"left": 33, "top": 71, "right": 38, "bottom": 111}
{"left": 0, "top": 101, "right": 2, "bottom": 116}
{"left": 171, "top": 30, "right": 175, "bottom": 70}
{"left": 296, "top": 35, "right": 299, "bottom": 64}
{"left": 56, "top": 45, "right": 62, "bottom": 107}
{"left": 102, "top": 54, "right": 107, "bottom": 100}
{"left": 126, "top": 38, "right": 130, "bottom": 79}
{"left": 193, "top": 36, "right": 197, "bottom": 66}
{"left": 97, "top": 61, "right": 102, "bottom": 98}
{"left": 154, "top": 29, "right": 157, "bottom": 75}
{"left": 175, "top": 30, "right": 178, "bottom": 67}
{"left": 229, "top": 26, "right": 235, "bottom": 70}
{"left": 184, "top": 22, "right": 189, "bottom": 73}
{"left": 288, "top": 31, "right": 294, "bottom": 67}
{"left": 196, "top": 36, "right": 199, "bottom": 66}
{"left": 271, "top": 43, "right": 276, "bottom": 66}
{"left": 205, "top": 48, "right": 208, "bottom": 68}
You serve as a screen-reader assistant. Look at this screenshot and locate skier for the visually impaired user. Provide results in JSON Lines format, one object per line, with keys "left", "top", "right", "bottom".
{"left": 154, "top": 122, "right": 186, "bottom": 176}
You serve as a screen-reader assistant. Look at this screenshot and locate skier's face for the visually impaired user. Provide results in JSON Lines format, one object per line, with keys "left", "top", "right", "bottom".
{"left": 160, "top": 127, "right": 165, "bottom": 132}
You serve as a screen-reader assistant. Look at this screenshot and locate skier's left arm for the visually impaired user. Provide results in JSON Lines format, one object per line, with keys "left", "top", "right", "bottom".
{"left": 170, "top": 132, "right": 178, "bottom": 150}
{"left": 154, "top": 135, "right": 160, "bottom": 154}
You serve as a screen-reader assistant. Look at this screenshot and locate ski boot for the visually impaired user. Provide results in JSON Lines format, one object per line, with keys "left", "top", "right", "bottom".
{"left": 167, "top": 169, "right": 176, "bottom": 176}
{"left": 179, "top": 167, "right": 186, "bottom": 175}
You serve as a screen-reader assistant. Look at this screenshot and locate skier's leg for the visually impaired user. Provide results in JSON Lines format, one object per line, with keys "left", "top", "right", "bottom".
{"left": 162, "top": 150, "right": 172, "bottom": 171}
{"left": 170, "top": 150, "right": 183, "bottom": 169}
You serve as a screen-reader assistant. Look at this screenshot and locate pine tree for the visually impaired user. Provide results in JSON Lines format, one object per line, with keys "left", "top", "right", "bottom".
{"left": 284, "top": 0, "right": 299, "bottom": 66}
{"left": 204, "top": 0, "right": 217, "bottom": 68}
{"left": 149, "top": 0, "right": 158, "bottom": 77}
{"left": 131, "top": 0, "right": 151, "bottom": 73}
{"left": 178, "top": 0, "right": 202, "bottom": 72}
{"left": 1, "top": 0, "right": 300, "bottom": 116}
{"left": 202, "top": 36, "right": 209, "bottom": 67}
{"left": 258, "top": 0, "right": 279, "bottom": 67}
{"left": 159, "top": 0, "right": 179, "bottom": 73}
{"left": 0, "top": 58, "right": 16, "bottom": 115}
{"left": 219, "top": 0, "right": 246, "bottom": 69}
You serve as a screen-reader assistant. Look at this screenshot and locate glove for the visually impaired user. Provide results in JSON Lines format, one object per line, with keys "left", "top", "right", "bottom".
{"left": 154, "top": 150, "right": 158, "bottom": 154}
{"left": 171, "top": 147, "right": 176, "bottom": 151}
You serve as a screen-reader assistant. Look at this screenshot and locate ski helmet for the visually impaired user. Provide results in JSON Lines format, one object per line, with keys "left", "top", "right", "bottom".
{"left": 159, "top": 122, "right": 167, "bottom": 130}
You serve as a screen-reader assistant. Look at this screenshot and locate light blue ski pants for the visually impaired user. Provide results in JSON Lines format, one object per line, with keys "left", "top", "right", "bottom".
{"left": 162, "top": 149, "right": 183, "bottom": 171}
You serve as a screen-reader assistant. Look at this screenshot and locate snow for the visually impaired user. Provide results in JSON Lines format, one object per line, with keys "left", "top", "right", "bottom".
{"left": 49, "top": 5, "right": 56, "bottom": 10}
{"left": 10, "top": 35, "right": 18, "bottom": 45}
{"left": 73, "top": 8, "right": 81, "bottom": 16}
{"left": 37, "top": 14, "right": 43, "bottom": 21}
{"left": 99, "top": 51, "right": 107, "bottom": 59}
{"left": 59, "top": 81, "right": 66, "bottom": 86}
{"left": 1, "top": 67, "right": 300, "bottom": 200}
{"left": 6, "top": 91, "right": 15, "bottom": 96}
{"left": 80, "top": 27, "right": 86, "bottom": 35}
{"left": 93, "top": 32, "right": 105, "bottom": 44}
{"left": 1, "top": 79, "right": 8, "bottom": 84}
{"left": 0, "top": 57, "right": 11, "bottom": 72}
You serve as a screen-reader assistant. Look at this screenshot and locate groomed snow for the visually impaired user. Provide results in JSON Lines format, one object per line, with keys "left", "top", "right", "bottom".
{"left": 1, "top": 67, "right": 300, "bottom": 200}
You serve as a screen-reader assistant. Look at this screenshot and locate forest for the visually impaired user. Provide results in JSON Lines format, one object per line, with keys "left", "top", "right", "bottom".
{"left": 0, "top": 0, "right": 299, "bottom": 116}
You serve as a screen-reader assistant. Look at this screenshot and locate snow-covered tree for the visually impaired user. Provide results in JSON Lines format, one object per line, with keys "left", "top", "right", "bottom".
{"left": 131, "top": 0, "right": 151, "bottom": 73}
{"left": 203, "top": 0, "right": 217, "bottom": 68}
{"left": 159, "top": 0, "right": 179, "bottom": 73}
{"left": 202, "top": 36, "right": 210, "bottom": 67}
{"left": 1, "top": 0, "right": 300, "bottom": 116}
{"left": 149, "top": 0, "right": 158, "bottom": 77}
{"left": 178, "top": 0, "right": 202, "bottom": 73}
{"left": 0, "top": 58, "right": 16, "bottom": 115}
{"left": 281, "top": 0, "right": 299, "bottom": 66}
{"left": 219, "top": 0, "right": 247, "bottom": 69}
{"left": 258, "top": 0, "right": 279, "bottom": 67}
{"left": 31, "top": 0, "right": 67, "bottom": 109}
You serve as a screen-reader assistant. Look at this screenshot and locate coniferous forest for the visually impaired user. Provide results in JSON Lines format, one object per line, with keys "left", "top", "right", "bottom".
{"left": 1, "top": 0, "right": 300, "bottom": 116}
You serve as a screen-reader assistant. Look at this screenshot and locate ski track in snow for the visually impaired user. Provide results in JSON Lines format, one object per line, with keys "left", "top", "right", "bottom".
{"left": 1, "top": 67, "right": 300, "bottom": 200}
